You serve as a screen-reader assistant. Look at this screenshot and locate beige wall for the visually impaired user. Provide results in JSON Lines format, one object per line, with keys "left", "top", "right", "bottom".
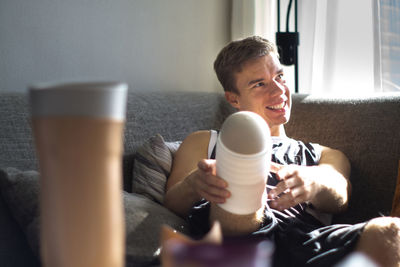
{"left": 0, "top": 0, "right": 231, "bottom": 92}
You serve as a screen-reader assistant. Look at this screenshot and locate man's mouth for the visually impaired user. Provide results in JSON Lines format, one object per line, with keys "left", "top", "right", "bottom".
{"left": 266, "top": 102, "right": 286, "bottom": 110}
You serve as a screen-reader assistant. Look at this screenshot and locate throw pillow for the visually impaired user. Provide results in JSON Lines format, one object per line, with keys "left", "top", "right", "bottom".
{"left": 132, "top": 134, "right": 181, "bottom": 204}
{"left": 0, "top": 167, "right": 189, "bottom": 266}
{"left": 390, "top": 160, "right": 400, "bottom": 217}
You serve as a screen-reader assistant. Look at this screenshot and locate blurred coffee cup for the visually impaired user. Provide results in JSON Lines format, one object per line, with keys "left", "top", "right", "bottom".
{"left": 29, "top": 82, "right": 127, "bottom": 267}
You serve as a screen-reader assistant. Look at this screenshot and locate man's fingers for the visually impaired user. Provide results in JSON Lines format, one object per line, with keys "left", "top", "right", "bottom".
{"left": 196, "top": 181, "right": 230, "bottom": 203}
{"left": 268, "top": 177, "right": 300, "bottom": 199}
{"left": 198, "top": 159, "right": 215, "bottom": 172}
{"left": 201, "top": 193, "right": 226, "bottom": 204}
{"left": 270, "top": 194, "right": 304, "bottom": 211}
{"left": 198, "top": 187, "right": 230, "bottom": 203}
{"left": 198, "top": 177, "right": 230, "bottom": 196}
{"left": 269, "top": 186, "right": 309, "bottom": 210}
{"left": 202, "top": 173, "right": 228, "bottom": 188}
{"left": 270, "top": 162, "right": 294, "bottom": 181}
{"left": 194, "top": 163, "right": 230, "bottom": 203}
{"left": 270, "top": 162, "right": 284, "bottom": 174}
{"left": 198, "top": 160, "right": 228, "bottom": 188}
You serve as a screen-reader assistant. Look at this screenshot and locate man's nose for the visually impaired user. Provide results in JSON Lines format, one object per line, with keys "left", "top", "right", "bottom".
{"left": 270, "top": 80, "right": 286, "bottom": 96}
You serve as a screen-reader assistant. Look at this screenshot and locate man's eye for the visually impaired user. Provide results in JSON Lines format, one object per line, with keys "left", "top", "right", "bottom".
{"left": 276, "top": 74, "right": 285, "bottom": 82}
{"left": 254, "top": 82, "right": 265, "bottom": 88}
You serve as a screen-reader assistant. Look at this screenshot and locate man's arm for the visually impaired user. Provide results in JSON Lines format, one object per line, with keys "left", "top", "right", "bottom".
{"left": 312, "top": 146, "right": 351, "bottom": 212}
{"left": 164, "top": 130, "right": 230, "bottom": 217}
{"left": 268, "top": 146, "right": 351, "bottom": 214}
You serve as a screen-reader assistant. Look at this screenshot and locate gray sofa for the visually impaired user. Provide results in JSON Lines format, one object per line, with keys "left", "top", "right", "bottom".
{"left": 0, "top": 90, "right": 399, "bottom": 266}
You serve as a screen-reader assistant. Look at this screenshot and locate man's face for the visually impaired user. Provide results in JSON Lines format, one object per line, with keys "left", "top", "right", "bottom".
{"left": 225, "top": 53, "right": 291, "bottom": 136}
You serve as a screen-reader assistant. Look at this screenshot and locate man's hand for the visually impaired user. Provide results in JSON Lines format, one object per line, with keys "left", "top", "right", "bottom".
{"left": 267, "top": 145, "right": 351, "bottom": 214}
{"left": 268, "top": 162, "right": 320, "bottom": 211}
{"left": 190, "top": 159, "right": 231, "bottom": 204}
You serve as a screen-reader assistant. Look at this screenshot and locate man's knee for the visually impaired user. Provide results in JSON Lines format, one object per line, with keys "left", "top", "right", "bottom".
{"left": 209, "top": 203, "right": 265, "bottom": 236}
{"left": 362, "top": 216, "right": 400, "bottom": 238}
{"left": 356, "top": 216, "right": 400, "bottom": 266}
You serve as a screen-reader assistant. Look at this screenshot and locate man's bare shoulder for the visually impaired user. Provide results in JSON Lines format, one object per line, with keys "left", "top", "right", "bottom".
{"left": 179, "top": 130, "right": 211, "bottom": 151}
{"left": 174, "top": 130, "right": 211, "bottom": 162}
{"left": 319, "top": 145, "right": 351, "bottom": 180}
{"left": 166, "top": 131, "right": 211, "bottom": 191}
{"left": 319, "top": 145, "right": 349, "bottom": 164}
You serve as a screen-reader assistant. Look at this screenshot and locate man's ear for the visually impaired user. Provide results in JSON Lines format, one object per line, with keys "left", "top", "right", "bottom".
{"left": 225, "top": 91, "right": 240, "bottom": 109}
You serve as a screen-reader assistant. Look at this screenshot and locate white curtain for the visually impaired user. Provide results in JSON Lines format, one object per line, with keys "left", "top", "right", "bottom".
{"left": 232, "top": 0, "right": 395, "bottom": 95}
{"left": 298, "top": 0, "right": 377, "bottom": 95}
{"left": 300, "top": 0, "right": 400, "bottom": 94}
{"left": 231, "top": 0, "right": 276, "bottom": 42}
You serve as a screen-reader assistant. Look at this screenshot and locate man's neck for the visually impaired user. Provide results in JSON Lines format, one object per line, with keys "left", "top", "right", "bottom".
{"left": 270, "top": 125, "right": 287, "bottom": 138}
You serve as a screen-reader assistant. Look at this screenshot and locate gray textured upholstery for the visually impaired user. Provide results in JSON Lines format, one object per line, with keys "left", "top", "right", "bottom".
{"left": 0, "top": 90, "right": 399, "bottom": 266}
{"left": 287, "top": 93, "right": 400, "bottom": 223}
{"left": 123, "top": 90, "right": 233, "bottom": 151}
{"left": 0, "top": 93, "right": 38, "bottom": 171}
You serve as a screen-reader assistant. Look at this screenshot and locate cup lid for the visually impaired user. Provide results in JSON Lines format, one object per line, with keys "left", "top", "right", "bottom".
{"left": 29, "top": 82, "right": 128, "bottom": 120}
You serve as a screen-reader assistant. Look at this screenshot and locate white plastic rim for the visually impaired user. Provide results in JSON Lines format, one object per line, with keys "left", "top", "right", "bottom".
{"left": 218, "top": 180, "right": 267, "bottom": 214}
{"left": 29, "top": 82, "right": 128, "bottom": 120}
{"left": 215, "top": 111, "right": 272, "bottom": 214}
{"left": 216, "top": 135, "right": 271, "bottom": 185}
{"left": 218, "top": 111, "right": 271, "bottom": 155}
{"left": 217, "top": 132, "right": 270, "bottom": 159}
{"left": 216, "top": 133, "right": 271, "bottom": 214}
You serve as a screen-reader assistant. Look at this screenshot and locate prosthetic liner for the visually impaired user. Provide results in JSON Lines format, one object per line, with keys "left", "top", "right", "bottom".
{"left": 216, "top": 111, "right": 272, "bottom": 215}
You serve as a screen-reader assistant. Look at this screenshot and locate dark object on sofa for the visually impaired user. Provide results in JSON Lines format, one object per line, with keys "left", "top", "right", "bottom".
{"left": 0, "top": 90, "right": 399, "bottom": 266}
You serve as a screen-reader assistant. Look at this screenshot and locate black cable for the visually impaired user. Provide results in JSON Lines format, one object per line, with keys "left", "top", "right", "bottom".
{"left": 277, "top": 0, "right": 299, "bottom": 93}
{"left": 294, "top": 0, "right": 298, "bottom": 93}
{"left": 286, "top": 0, "right": 293, "bottom": 32}
{"left": 295, "top": 0, "right": 298, "bottom": 32}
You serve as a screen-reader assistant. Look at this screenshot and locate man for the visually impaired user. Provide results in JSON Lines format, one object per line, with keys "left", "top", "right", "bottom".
{"left": 164, "top": 36, "right": 400, "bottom": 266}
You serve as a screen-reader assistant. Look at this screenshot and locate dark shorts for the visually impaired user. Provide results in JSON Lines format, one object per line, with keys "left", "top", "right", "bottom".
{"left": 188, "top": 201, "right": 366, "bottom": 267}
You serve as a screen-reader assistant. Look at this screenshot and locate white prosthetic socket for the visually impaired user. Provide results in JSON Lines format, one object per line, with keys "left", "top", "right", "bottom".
{"left": 216, "top": 111, "right": 272, "bottom": 215}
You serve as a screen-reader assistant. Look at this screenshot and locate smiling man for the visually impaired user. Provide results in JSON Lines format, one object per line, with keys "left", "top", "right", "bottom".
{"left": 224, "top": 51, "right": 291, "bottom": 136}
{"left": 164, "top": 36, "right": 400, "bottom": 266}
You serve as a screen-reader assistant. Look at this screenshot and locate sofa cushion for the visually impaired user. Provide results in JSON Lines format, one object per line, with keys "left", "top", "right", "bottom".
{"left": 286, "top": 94, "right": 400, "bottom": 223}
{"left": 0, "top": 168, "right": 41, "bottom": 256}
{"left": 132, "top": 134, "right": 181, "bottom": 204}
{"left": 124, "top": 192, "right": 189, "bottom": 265}
{"left": 0, "top": 167, "right": 189, "bottom": 266}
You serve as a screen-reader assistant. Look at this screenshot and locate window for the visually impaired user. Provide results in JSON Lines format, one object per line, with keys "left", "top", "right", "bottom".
{"left": 378, "top": 0, "right": 400, "bottom": 92}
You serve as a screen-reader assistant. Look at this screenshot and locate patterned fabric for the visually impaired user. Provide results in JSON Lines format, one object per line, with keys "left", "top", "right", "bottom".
{"left": 132, "top": 134, "right": 181, "bottom": 204}
{"left": 268, "top": 137, "right": 332, "bottom": 226}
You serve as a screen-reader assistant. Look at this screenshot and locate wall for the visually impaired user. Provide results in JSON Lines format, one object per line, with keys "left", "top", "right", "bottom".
{"left": 0, "top": 0, "right": 231, "bottom": 92}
